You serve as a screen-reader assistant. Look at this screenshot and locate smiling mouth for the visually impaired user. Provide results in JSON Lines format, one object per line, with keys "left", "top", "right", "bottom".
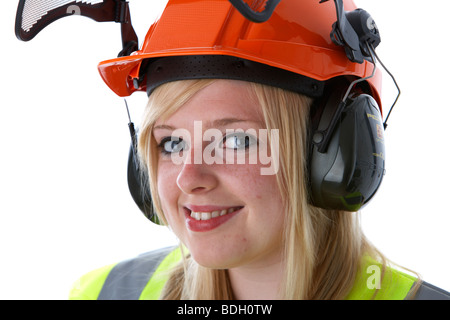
{"left": 186, "top": 207, "right": 243, "bottom": 221}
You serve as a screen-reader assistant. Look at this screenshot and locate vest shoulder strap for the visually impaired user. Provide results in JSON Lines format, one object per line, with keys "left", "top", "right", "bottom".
{"left": 346, "top": 254, "right": 417, "bottom": 300}
{"left": 97, "top": 246, "right": 177, "bottom": 300}
{"left": 69, "top": 246, "right": 178, "bottom": 300}
{"left": 69, "top": 263, "right": 117, "bottom": 300}
{"left": 346, "top": 254, "right": 450, "bottom": 300}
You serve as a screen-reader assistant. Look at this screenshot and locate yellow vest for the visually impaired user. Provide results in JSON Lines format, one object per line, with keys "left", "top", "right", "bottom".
{"left": 69, "top": 246, "right": 448, "bottom": 300}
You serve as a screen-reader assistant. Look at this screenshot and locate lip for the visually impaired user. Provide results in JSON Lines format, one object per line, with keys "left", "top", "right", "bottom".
{"left": 184, "top": 205, "right": 243, "bottom": 232}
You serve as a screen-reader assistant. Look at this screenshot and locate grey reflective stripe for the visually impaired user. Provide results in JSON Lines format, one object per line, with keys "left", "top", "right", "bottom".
{"left": 97, "top": 246, "right": 175, "bottom": 300}
{"left": 410, "top": 281, "right": 450, "bottom": 300}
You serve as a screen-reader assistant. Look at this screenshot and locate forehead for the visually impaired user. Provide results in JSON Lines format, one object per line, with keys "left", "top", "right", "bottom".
{"left": 154, "top": 80, "right": 264, "bottom": 127}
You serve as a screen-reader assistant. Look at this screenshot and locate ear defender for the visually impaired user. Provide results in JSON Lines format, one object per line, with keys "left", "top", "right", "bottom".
{"left": 127, "top": 144, "right": 160, "bottom": 224}
{"left": 125, "top": 99, "right": 160, "bottom": 224}
{"left": 307, "top": 0, "right": 386, "bottom": 211}
{"left": 308, "top": 80, "right": 385, "bottom": 211}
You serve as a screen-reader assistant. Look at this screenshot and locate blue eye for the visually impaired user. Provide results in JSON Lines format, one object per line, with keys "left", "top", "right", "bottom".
{"left": 158, "top": 137, "right": 187, "bottom": 154}
{"left": 221, "top": 132, "right": 256, "bottom": 150}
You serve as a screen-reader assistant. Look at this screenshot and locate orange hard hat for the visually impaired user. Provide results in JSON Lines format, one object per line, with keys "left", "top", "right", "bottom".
{"left": 98, "top": 0, "right": 381, "bottom": 107}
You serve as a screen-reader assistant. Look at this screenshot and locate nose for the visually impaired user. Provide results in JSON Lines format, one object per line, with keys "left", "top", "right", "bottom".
{"left": 176, "top": 147, "right": 218, "bottom": 195}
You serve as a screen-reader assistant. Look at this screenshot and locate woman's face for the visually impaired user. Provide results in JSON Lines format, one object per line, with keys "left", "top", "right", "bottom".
{"left": 153, "top": 80, "right": 285, "bottom": 269}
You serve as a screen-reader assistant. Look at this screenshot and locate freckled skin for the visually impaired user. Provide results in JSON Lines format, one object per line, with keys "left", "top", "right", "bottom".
{"left": 153, "top": 80, "right": 285, "bottom": 270}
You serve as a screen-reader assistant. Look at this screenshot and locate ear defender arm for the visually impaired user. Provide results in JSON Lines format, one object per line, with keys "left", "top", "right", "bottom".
{"left": 313, "top": 53, "right": 377, "bottom": 154}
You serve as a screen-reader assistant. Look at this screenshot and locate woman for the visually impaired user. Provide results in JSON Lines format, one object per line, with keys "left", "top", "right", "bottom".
{"left": 137, "top": 77, "right": 383, "bottom": 300}
{"left": 68, "top": 0, "right": 449, "bottom": 300}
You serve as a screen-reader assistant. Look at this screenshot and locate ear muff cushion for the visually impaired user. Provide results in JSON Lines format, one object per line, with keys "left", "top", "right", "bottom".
{"left": 309, "top": 93, "right": 385, "bottom": 211}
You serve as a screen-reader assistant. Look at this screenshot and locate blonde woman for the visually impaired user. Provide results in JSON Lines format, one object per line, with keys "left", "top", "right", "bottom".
{"left": 137, "top": 78, "right": 388, "bottom": 300}
{"left": 64, "top": 0, "right": 449, "bottom": 300}
{"left": 70, "top": 75, "right": 449, "bottom": 299}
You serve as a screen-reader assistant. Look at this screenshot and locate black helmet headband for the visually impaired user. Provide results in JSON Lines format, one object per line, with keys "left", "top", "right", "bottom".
{"left": 142, "top": 55, "right": 325, "bottom": 98}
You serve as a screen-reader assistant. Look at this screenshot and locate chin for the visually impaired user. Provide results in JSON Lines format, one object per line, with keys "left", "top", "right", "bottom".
{"left": 187, "top": 243, "right": 244, "bottom": 270}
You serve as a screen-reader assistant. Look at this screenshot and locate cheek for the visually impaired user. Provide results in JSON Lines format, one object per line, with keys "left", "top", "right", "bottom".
{"left": 238, "top": 165, "right": 285, "bottom": 220}
{"left": 156, "top": 163, "right": 181, "bottom": 220}
{"left": 223, "top": 162, "right": 283, "bottom": 217}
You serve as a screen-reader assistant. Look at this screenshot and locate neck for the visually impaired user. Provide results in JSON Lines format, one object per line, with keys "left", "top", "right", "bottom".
{"left": 227, "top": 255, "right": 284, "bottom": 300}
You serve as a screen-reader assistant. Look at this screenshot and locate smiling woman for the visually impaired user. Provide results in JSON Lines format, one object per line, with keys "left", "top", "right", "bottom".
{"left": 141, "top": 80, "right": 289, "bottom": 299}
{"left": 60, "top": 0, "right": 449, "bottom": 300}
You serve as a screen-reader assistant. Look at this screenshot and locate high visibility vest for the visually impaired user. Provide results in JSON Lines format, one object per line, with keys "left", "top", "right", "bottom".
{"left": 69, "top": 246, "right": 450, "bottom": 300}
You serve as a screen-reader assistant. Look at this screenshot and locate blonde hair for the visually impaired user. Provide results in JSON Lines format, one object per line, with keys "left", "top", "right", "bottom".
{"left": 138, "top": 79, "right": 403, "bottom": 299}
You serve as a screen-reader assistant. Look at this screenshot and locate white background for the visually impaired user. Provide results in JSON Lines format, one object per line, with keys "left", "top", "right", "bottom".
{"left": 1, "top": 1, "right": 449, "bottom": 299}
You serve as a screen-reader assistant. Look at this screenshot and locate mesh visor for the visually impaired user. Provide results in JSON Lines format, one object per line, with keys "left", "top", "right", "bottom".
{"left": 15, "top": 0, "right": 123, "bottom": 41}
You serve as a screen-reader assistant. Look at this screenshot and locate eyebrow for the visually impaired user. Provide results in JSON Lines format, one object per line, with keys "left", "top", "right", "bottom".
{"left": 153, "top": 118, "right": 264, "bottom": 131}
{"left": 212, "top": 118, "right": 263, "bottom": 128}
{"left": 153, "top": 124, "right": 176, "bottom": 131}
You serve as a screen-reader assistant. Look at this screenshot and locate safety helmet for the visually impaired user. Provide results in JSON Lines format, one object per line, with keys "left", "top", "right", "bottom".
{"left": 97, "top": 0, "right": 382, "bottom": 106}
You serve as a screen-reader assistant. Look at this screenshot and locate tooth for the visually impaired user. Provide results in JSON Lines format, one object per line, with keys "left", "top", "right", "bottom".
{"left": 189, "top": 208, "right": 241, "bottom": 220}
{"left": 201, "top": 212, "right": 211, "bottom": 220}
{"left": 211, "top": 210, "right": 220, "bottom": 218}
